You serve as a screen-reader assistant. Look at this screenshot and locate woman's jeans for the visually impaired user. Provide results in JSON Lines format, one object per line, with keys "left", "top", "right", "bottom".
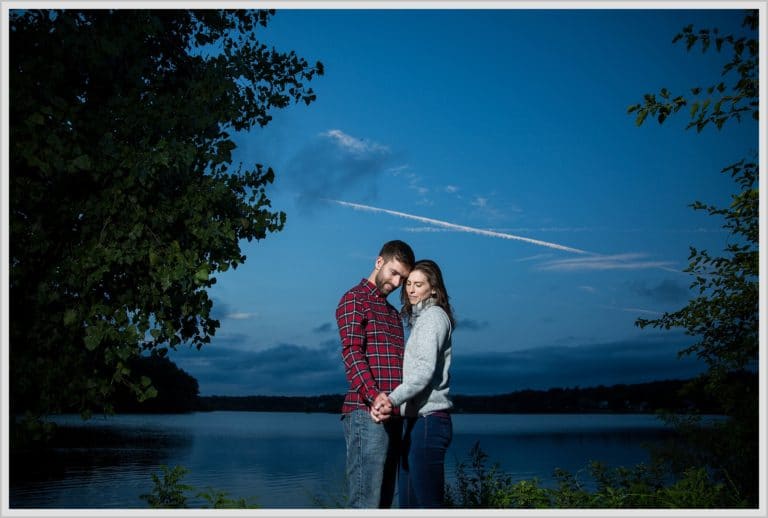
{"left": 342, "top": 409, "right": 402, "bottom": 508}
{"left": 399, "top": 412, "right": 453, "bottom": 508}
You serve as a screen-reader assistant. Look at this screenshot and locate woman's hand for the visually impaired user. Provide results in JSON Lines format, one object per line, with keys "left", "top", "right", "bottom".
{"left": 370, "top": 393, "right": 393, "bottom": 423}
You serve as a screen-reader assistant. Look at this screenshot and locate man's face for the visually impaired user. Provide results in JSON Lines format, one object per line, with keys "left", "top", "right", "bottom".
{"left": 374, "top": 258, "right": 411, "bottom": 296}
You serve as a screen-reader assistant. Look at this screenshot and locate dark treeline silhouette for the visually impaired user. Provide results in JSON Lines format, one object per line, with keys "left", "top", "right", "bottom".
{"left": 198, "top": 394, "right": 342, "bottom": 413}
{"left": 114, "top": 356, "right": 199, "bottom": 413}
{"left": 450, "top": 377, "right": 726, "bottom": 414}
{"left": 194, "top": 376, "right": 740, "bottom": 415}
{"left": 111, "top": 353, "right": 748, "bottom": 415}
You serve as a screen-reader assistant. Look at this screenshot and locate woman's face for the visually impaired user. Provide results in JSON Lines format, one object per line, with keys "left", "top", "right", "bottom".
{"left": 405, "top": 269, "right": 432, "bottom": 305}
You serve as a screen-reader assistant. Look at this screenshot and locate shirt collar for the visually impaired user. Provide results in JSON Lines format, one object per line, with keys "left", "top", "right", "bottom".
{"left": 361, "top": 278, "right": 386, "bottom": 299}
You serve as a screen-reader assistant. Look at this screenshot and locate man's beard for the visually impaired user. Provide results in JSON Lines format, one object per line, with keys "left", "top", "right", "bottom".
{"left": 375, "top": 271, "right": 394, "bottom": 295}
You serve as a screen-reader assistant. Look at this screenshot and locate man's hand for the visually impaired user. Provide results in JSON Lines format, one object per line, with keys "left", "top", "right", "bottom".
{"left": 370, "top": 392, "right": 393, "bottom": 423}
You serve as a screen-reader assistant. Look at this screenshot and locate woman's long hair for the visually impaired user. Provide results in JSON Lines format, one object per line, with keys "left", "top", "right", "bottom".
{"left": 400, "top": 259, "right": 456, "bottom": 329}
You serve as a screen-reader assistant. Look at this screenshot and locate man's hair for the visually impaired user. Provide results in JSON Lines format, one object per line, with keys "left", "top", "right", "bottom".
{"left": 379, "top": 240, "right": 415, "bottom": 269}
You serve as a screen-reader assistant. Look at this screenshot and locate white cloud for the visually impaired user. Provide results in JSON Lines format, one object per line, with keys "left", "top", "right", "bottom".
{"left": 388, "top": 165, "right": 410, "bottom": 175}
{"left": 538, "top": 253, "right": 677, "bottom": 272}
{"left": 620, "top": 307, "right": 663, "bottom": 316}
{"left": 599, "top": 305, "right": 664, "bottom": 316}
{"left": 494, "top": 226, "right": 589, "bottom": 234}
{"left": 321, "top": 129, "right": 388, "bottom": 156}
{"left": 403, "top": 226, "right": 451, "bottom": 233}
{"left": 330, "top": 200, "right": 588, "bottom": 254}
{"left": 226, "top": 312, "right": 257, "bottom": 320}
{"left": 466, "top": 193, "right": 522, "bottom": 222}
{"left": 386, "top": 165, "right": 437, "bottom": 206}
{"left": 514, "top": 253, "right": 554, "bottom": 262}
{"left": 285, "top": 129, "right": 392, "bottom": 208}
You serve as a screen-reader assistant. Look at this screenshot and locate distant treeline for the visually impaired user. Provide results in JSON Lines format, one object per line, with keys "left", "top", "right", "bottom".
{"left": 113, "top": 353, "right": 750, "bottom": 415}
{"left": 450, "top": 378, "right": 724, "bottom": 414}
{"left": 197, "top": 394, "right": 342, "bottom": 413}
{"left": 194, "top": 377, "right": 736, "bottom": 415}
{"left": 114, "top": 355, "right": 200, "bottom": 413}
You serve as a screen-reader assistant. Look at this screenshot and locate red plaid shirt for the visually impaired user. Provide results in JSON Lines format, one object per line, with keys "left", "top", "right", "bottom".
{"left": 336, "top": 279, "right": 404, "bottom": 415}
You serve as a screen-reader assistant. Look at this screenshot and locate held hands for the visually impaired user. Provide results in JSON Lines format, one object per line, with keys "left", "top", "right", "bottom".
{"left": 370, "top": 392, "right": 393, "bottom": 423}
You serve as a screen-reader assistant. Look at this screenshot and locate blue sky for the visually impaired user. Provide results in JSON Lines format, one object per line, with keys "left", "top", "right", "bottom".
{"left": 166, "top": 6, "right": 760, "bottom": 396}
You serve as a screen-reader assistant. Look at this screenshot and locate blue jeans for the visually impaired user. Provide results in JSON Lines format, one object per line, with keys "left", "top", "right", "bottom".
{"left": 398, "top": 412, "right": 453, "bottom": 508}
{"left": 342, "top": 409, "right": 402, "bottom": 508}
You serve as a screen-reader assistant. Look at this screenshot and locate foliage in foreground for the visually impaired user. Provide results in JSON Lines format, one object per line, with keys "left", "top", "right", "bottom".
{"left": 444, "top": 442, "right": 748, "bottom": 509}
{"left": 629, "top": 10, "right": 759, "bottom": 505}
{"left": 140, "top": 465, "right": 259, "bottom": 509}
{"left": 143, "top": 441, "right": 750, "bottom": 509}
{"left": 9, "top": 9, "right": 323, "bottom": 421}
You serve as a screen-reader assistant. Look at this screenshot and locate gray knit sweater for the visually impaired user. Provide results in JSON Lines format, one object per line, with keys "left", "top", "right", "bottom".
{"left": 388, "top": 298, "right": 453, "bottom": 417}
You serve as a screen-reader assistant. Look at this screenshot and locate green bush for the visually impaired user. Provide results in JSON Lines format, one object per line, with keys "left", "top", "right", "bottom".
{"left": 140, "top": 466, "right": 192, "bottom": 508}
{"left": 444, "top": 442, "right": 747, "bottom": 508}
{"left": 140, "top": 465, "right": 258, "bottom": 509}
{"left": 142, "top": 443, "right": 748, "bottom": 509}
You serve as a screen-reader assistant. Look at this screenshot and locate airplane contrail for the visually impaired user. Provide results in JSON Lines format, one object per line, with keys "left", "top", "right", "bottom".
{"left": 330, "top": 199, "right": 589, "bottom": 255}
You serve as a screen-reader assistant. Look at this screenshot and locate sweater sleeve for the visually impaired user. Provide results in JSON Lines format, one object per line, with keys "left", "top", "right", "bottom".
{"left": 388, "top": 307, "right": 450, "bottom": 407}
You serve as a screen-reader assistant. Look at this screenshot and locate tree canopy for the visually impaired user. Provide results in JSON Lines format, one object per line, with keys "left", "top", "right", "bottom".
{"left": 114, "top": 355, "right": 200, "bottom": 413}
{"left": 9, "top": 9, "right": 323, "bottom": 418}
{"left": 629, "top": 10, "right": 758, "bottom": 506}
{"left": 628, "top": 11, "right": 758, "bottom": 130}
{"left": 630, "top": 9, "right": 758, "bottom": 404}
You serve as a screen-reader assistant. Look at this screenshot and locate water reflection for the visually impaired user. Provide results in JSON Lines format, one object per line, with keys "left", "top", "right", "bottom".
{"left": 11, "top": 421, "right": 194, "bottom": 508}
{"left": 9, "top": 412, "right": 675, "bottom": 508}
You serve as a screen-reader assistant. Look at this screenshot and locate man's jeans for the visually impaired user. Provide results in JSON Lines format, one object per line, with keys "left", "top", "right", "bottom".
{"left": 342, "top": 409, "right": 402, "bottom": 508}
{"left": 398, "top": 413, "right": 453, "bottom": 508}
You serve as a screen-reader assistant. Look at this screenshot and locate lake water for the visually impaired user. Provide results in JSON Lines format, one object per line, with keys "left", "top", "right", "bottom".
{"left": 9, "top": 412, "right": 679, "bottom": 509}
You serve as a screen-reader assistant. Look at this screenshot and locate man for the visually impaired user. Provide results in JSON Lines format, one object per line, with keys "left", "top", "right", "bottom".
{"left": 336, "top": 239, "right": 415, "bottom": 508}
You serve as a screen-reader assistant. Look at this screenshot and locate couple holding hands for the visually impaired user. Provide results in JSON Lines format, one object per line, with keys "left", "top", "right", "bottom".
{"left": 336, "top": 240, "right": 455, "bottom": 508}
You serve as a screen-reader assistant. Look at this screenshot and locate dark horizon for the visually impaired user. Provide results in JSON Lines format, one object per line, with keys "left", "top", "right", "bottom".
{"left": 174, "top": 376, "right": 743, "bottom": 416}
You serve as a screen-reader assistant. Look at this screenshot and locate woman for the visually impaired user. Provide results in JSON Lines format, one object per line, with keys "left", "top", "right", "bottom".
{"left": 387, "top": 259, "right": 455, "bottom": 508}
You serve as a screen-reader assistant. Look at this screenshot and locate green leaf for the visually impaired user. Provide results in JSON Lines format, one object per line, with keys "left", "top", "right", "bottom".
{"left": 71, "top": 154, "right": 91, "bottom": 170}
{"left": 690, "top": 102, "right": 699, "bottom": 117}
{"left": 144, "top": 386, "right": 158, "bottom": 400}
{"left": 194, "top": 265, "right": 210, "bottom": 283}
{"left": 63, "top": 309, "right": 78, "bottom": 326}
{"left": 84, "top": 332, "right": 101, "bottom": 351}
{"left": 27, "top": 112, "right": 45, "bottom": 125}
